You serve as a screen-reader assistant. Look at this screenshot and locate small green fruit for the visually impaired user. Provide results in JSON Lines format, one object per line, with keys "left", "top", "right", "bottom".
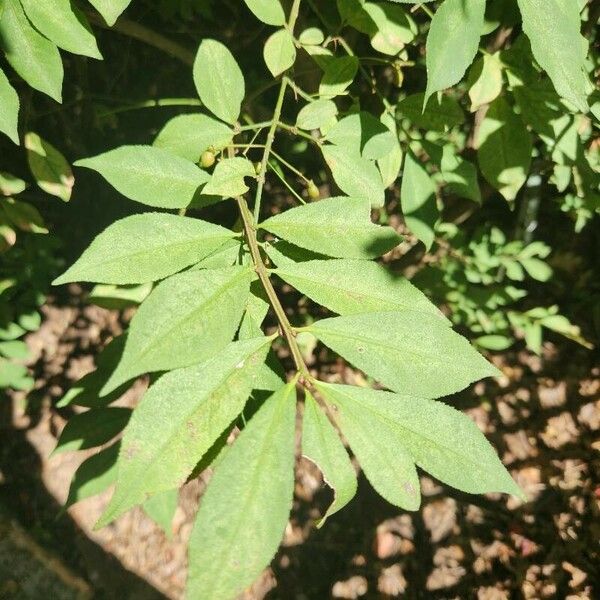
{"left": 200, "top": 151, "right": 216, "bottom": 169}
{"left": 307, "top": 180, "right": 320, "bottom": 200}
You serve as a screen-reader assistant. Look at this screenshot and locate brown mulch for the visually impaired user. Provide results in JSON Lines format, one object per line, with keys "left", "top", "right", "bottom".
{"left": 1, "top": 289, "right": 599, "bottom": 599}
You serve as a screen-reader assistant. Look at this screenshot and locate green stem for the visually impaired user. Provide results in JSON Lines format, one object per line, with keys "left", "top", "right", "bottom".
{"left": 236, "top": 196, "right": 310, "bottom": 378}
{"left": 253, "top": 79, "right": 288, "bottom": 221}
{"left": 277, "top": 121, "right": 321, "bottom": 144}
{"left": 270, "top": 149, "right": 310, "bottom": 182}
{"left": 267, "top": 160, "right": 306, "bottom": 204}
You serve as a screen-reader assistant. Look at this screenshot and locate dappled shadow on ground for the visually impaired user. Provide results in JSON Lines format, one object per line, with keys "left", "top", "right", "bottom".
{"left": 1, "top": 290, "right": 598, "bottom": 599}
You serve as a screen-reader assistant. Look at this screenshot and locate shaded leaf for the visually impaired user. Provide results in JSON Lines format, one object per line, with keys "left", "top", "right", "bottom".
{"left": 398, "top": 93, "right": 464, "bottom": 131}
{"left": 477, "top": 96, "right": 532, "bottom": 201}
{"left": 53, "top": 408, "right": 131, "bottom": 455}
{"left": 243, "top": 0, "right": 285, "bottom": 25}
{"left": 319, "top": 56, "right": 358, "bottom": 98}
{"left": 143, "top": 488, "right": 179, "bottom": 539}
{"left": 400, "top": 150, "right": 438, "bottom": 250}
{"left": 24, "top": 132, "right": 74, "bottom": 201}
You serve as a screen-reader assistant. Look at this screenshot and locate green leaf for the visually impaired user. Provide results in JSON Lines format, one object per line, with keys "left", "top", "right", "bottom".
{"left": 101, "top": 266, "right": 253, "bottom": 395}
{"left": 187, "top": 383, "right": 296, "bottom": 600}
{"left": 377, "top": 113, "right": 403, "bottom": 188}
{"left": 307, "top": 311, "right": 500, "bottom": 397}
{"left": 0, "top": 0, "right": 63, "bottom": 102}
{"left": 517, "top": 0, "right": 590, "bottom": 113}
{"left": 520, "top": 257, "right": 552, "bottom": 282}
{"left": 425, "top": 0, "right": 485, "bottom": 103}
{"left": 87, "top": 283, "right": 152, "bottom": 310}
{"left": 264, "top": 29, "right": 296, "bottom": 77}
{"left": 243, "top": 0, "right": 286, "bottom": 25}
{"left": 0, "top": 340, "right": 29, "bottom": 360}
{"left": 316, "top": 381, "right": 420, "bottom": 510}
{"left": 74, "top": 145, "right": 209, "bottom": 209}
{"left": 24, "top": 132, "right": 74, "bottom": 202}
{"left": 397, "top": 93, "right": 464, "bottom": 131}
{"left": 57, "top": 335, "right": 130, "bottom": 409}
{"left": 2, "top": 197, "right": 47, "bottom": 233}
{"left": 0, "top": 171, "right": 26, "bottom": 196}
{"left": 322, "top": 145, "right": 385, "bottom": 207}
{"left": 341, "top": 0, "right": 416, "bottom": 55}
{"left": 468, "top": 53, "right": 503, "bottom": 112}
{"left": 273, "top": 259, "right": 446, "bottom": 319}
{"left": 193, "top": 39, "right": 245, "bottom": 125}
{"left": 302, "top": 392, "right": 357, "bottom": 526}
{"left": 54, "top": 213, "right": 238, "bottom": 285}
{"left": 87, "top": 0, "right": 131, "bottom": 26}
{"left": 20, "top": 0, "right": 101, "bottom": 59}
{"left": 66, "top": 443, "right": 120, "bottom": 507}
{"left": 318, "top": 383, "right": 524, "bottom": 500}
{"left": 476, "top": 96, "right": 532, "bottom": 202}
{"left": 96, "top": 337, "right": 272, "bottom": 527}
{"left": 298, "top": 27, "right": 325, "bottom": 46}
{"left": 439, "top": 146, "right": 481, "bottom": 203}
{"left": 319, "top": 56, "right": 358, "bottom": 98}
{"left": 296, "top": 99, "right": 338, "bottom": 130}
{"left": 153, "top": 114, "right": 234, "bottom": 162}
{"left": 325, "top": 112, "right": 396, "bottom": 160}
{"left": 400, "top": 150, "right": 438, "bottom": 250}
{"left": 260, "top": 196, "right": 401, "bottom": 259}
{"left": 53, "top": 408, "right": 131, "bottom": 455}
{"left": 0, "top": 68, "right": 19, "bottom": 144}
{"left": 203, "top": 157, "right": 256, "bottom": 198}
{"left": 143, "top": 488, "right": 179, "bottom": 539}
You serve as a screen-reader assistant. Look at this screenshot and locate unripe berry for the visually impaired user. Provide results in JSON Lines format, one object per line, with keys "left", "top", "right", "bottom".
{"left": 200, "top": 150, "right": 215, "bottom": 169}
{"left": 307, "top": 180, "right": 320, "bottom": 200}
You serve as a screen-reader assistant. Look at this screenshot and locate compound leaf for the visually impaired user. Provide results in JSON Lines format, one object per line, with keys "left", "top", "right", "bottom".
{"left": 296, "top": 99, "right": 338, "bottom": 130}
{"left": 193, "top": 39, "right": 245, "bottom": 125}
{"left": 101, "top": 266, "right": 253, "bottom": 395}
{"left": 187, "top": 383, "right": 296, "bottom": 600}
{"left": 74, "top": 145, "right": 209, "bottom": 209}
{"left": 307, "top": 311, "right": 500, "bottom": 397}
{"left": 97, "top": 337, "right": 272, "bottom": 527}
{"left": 302, "top": 392, "right": 357, "bottom": 526}
{"left": 54, "top": 213, "right": 238, "bottom": 285}
{"left": 319, "top": 56, "right": 358, "bottom": 98}
{"left": 260, "top": 196, "right": 401, "bottom": 259}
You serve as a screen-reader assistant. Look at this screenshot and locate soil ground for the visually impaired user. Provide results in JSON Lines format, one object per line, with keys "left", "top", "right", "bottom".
{"left": 1, "top": 289, "right": 598, "bottom": 599}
